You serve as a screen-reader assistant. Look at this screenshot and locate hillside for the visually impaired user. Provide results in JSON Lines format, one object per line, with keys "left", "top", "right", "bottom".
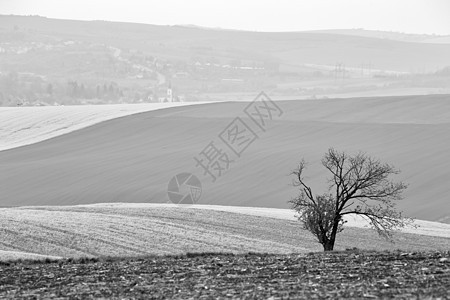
{"left": 1, "top": 15, "right": 450, "bottom": 107}
{"left": 2, "top": 15, "right": 450, "bottom": 72}
{"left": 311, "top": 29, "right": 450, "bottom": 44}
{"left": 0, "top": 102, "right": 207, "bottom": 151}
{"left": 0, "top": 204, "right": 449, "bottom": 261}
{"left": 0, "top": 94, "right": 449, "bottom": 223}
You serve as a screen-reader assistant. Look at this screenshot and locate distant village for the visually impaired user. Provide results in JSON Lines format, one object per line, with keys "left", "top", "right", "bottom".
{"left": 0, "top": 37, "right": 273, "bottom": 107}
{"left": 2, "top": 26, "right": 449, "bottom": 107}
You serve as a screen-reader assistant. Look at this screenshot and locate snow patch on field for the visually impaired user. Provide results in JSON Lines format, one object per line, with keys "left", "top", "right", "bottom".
{"left": 0, "top": 102, "right": 209, "bottom": 151}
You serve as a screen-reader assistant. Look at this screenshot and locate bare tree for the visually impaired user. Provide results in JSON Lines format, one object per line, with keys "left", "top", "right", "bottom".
{"left": 290, "top": 148, "right": 411, "bottom": 251}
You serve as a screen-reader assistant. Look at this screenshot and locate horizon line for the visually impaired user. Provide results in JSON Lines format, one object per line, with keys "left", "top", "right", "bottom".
{"left": 1, "top": 14, "right": 449, "bottom": 37}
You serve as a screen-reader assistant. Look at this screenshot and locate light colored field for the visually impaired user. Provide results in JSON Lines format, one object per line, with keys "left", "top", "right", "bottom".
{"left": 0, "top": 102, "right": 208, "bottom": 151}
{"left": 0, "top": 204, "right": 449, "bottom": 261}
{"left": 0, "top": 94, "right": 449, "bottom": 225}
{"left": 81, "top": 203, "right": 450, "bottom": 239}
{"left": 0, "top": 250, "right": 62, "bottom": 261}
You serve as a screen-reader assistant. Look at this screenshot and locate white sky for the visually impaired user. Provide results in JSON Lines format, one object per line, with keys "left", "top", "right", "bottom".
{"left": 1, "top": 0, "right": 449, "bottom": 35}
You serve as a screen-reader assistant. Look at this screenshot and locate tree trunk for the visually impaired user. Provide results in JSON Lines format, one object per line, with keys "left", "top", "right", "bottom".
{"left": 323, "top": 240, "right": 334, "bottom": 251}
{"left": 322, "top": 217, "right": 340, "bottom": 251}
{"left": 320, "top": 234, "right": 334, "bottom": 251}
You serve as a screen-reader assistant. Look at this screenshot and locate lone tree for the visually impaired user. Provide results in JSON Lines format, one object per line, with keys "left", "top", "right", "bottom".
{"left": 290, "top": 148, "right": 411, "bottom": 251}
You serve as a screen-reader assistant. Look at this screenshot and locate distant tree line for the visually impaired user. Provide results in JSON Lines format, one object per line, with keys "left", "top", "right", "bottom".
{"left": 0, "top": 72, "right": 129, "bottom": 106}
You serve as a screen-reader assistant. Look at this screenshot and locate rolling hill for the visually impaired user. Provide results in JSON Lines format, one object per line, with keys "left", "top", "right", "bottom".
{"left": 1, "top": 203, "right": 449, "bottom": 261}
{"left": 311, "top": 29, "right": 450, "bottom": 44}
{"left": 2, "top": 15, "right": 450, "bottom": 109}
{"left": 0, "top": 102, "right": 207, "bottom": 151}
{"left": 0, "top": 94, "right": 449, "bottom": 224}
{"left": 1, "top": 15, "right": 450, "bottom": 73}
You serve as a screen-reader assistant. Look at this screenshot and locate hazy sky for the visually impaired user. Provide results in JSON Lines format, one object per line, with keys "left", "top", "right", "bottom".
{"left": 1, "top": 0, "right": 449, "bottom": 34}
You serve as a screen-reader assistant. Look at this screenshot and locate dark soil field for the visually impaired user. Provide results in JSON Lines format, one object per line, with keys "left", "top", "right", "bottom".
{"left": 1, "top": 251, "right": 449, "bottom": 299}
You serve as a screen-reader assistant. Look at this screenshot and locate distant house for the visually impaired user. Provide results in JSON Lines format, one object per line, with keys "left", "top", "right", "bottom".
{"left": 158, "top": 84, "right": 174, "bottom": 103}
{"left": 173, "top": 72, "right": 189, "bottom": 79}
{"left": 221, "top": 78, "right": 244, "bottom": 83}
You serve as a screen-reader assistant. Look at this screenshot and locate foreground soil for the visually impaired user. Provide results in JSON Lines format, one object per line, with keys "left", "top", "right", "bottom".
{"left": 0, "top": 251, "right": 449, "bottom": 299}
